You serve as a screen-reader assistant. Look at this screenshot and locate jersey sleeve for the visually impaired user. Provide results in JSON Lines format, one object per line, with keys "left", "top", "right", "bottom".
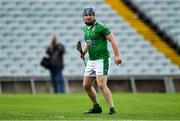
{"left": 101, "top": 24, "right": 111, "bottom": 37}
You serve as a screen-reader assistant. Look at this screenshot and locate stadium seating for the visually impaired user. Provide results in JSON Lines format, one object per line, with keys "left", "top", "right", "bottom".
{"left": 131, "top": 0, "right": 180, "bottom": 48}
{"left": 0, "top": 0, "right": 180, "bottom": 78}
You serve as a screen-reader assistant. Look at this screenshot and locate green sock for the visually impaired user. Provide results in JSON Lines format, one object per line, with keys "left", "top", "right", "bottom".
{"left": 109, "top": 107, "right": 116, "bottom": 113}
{"left": 93, "top": 104, "right": 100, "bottom": 108}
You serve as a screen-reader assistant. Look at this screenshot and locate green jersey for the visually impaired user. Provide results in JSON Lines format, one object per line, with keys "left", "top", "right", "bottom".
{"left": 83, "top": 21, "right": 111, "bottom": 60}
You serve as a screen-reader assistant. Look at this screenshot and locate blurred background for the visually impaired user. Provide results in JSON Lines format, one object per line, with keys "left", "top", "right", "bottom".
{"left": 0, "top": 0, "right": 180, "bottom": 94}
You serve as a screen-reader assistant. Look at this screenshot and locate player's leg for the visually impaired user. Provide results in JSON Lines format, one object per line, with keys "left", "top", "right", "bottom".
{"left": 96, "top": 75, "right": 116, "bottom": 114}
{"left": 83, "top": 76, "right": 98, "bottom": 104}
{"left": 95, "top": 58, "right": 116, "bottom": 114}
{"left": 96, "top": 75, "right": 114, "bottom": 108}
{"left": 83, "top": 76, "right": 102, "bottom": 114}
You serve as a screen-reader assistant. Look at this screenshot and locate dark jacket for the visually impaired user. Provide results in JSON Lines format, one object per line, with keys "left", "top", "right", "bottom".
{"left": 47, "top": 43, "right": 65, "bottom": 69}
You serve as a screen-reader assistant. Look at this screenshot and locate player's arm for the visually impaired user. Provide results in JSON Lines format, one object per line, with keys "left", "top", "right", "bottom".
{"left": 106, "top": 33, "right": 121, "bottom": 65}
{"left": 81, "top": 46, "right": 88, "bottom": 59}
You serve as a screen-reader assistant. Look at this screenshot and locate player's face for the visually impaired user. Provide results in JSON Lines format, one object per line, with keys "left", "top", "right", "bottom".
{"left": 83, "top": 14, "right": 96, "bottom": 25}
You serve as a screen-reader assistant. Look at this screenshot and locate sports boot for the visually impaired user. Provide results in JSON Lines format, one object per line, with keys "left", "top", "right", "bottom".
{"left": 84, "top": 104, "right": 102, "bottom": 114}
{"left": 108, "top": 107, "right": 116, "bottom": 115}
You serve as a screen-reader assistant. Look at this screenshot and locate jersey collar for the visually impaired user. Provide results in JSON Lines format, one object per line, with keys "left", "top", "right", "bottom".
{"left": 86, "top": 20, "right": 97, "bottom": 30}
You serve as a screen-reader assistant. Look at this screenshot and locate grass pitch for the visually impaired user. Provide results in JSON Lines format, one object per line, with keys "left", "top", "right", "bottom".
{"left": 0, "top": 93, "right": 180, "bottom": 120}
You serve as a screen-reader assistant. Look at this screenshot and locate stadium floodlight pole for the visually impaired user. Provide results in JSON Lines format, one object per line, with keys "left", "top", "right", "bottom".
{"left": 76, "top": 40, "right": 86, "bottom": 66}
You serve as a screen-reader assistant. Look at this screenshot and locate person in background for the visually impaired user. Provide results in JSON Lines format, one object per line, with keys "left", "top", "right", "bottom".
{"left": 46, "top": 35, "right": 65, "bottom": 93}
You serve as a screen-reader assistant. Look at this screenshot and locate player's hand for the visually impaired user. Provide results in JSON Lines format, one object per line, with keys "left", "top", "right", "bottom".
{"left": 114, "top": 56, "right": 122, "bottom": 65}
{"left": 80, "top": 51, "right": 85, "bottom": 59}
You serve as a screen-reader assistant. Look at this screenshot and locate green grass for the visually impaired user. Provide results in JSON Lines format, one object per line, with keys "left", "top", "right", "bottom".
{"left": 0, "top": 93, "right": 180, "bottom": 120}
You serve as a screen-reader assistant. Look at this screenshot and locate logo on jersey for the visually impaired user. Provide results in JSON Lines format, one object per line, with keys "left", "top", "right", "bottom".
{"left": 86, "top": 39, "right": 95, "bottom": 47}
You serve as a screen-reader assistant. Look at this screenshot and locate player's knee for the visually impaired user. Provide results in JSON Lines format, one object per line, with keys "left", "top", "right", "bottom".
{"left": 97, "top": 83, "right": 105, "bottom": 90}
{"left": 83, "top": 84, "right": 91, "bottom": 90}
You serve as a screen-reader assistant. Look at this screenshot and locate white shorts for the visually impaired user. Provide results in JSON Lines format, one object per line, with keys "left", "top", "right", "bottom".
{"left": 84, "top": 58, "right": 111, "bottom": 77}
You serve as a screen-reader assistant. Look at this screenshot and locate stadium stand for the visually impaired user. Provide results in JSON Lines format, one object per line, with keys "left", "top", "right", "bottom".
{"left": 0, "top": 0, "right": 180, "bottom": 93}
{"left": 106, "top": 0, "right": 180, "bottom": 66}
{"left": 127, "top": 0, "right": 180, "bottom": 53}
